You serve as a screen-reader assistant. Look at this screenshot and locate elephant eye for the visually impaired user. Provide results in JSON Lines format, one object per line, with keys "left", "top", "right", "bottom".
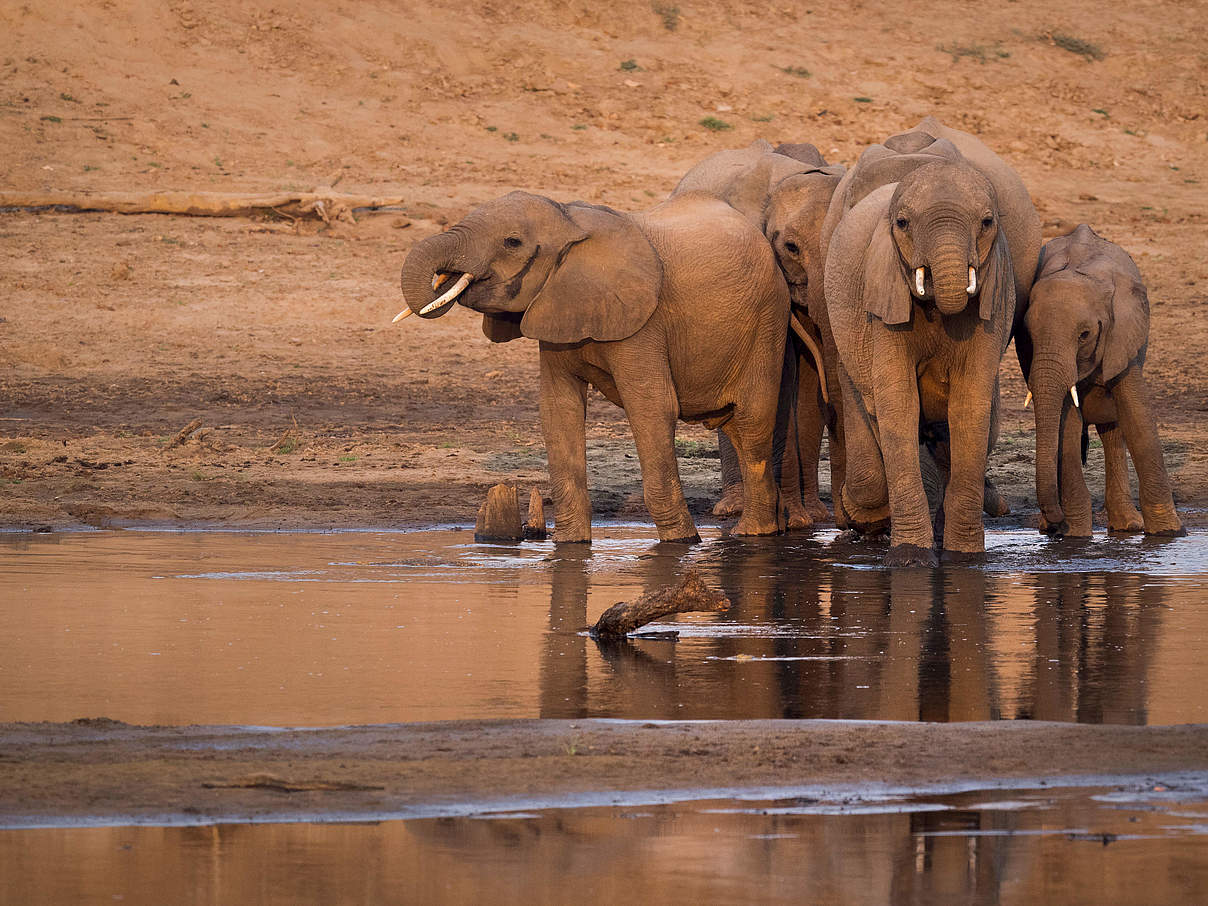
{"left": 1079, "top": 329, "right": 1091, "bottom": 342}
{"left": 783, "top": 240, "right": 801, "bottom": 256}
{"left": 894, "top": 217, "right": 909, "bottom": 231}
{"left": 981, "top": 215, "right": 994, "bottom": 229}
{"left": 504, "top": 236, "right": 523, "bottom": 249}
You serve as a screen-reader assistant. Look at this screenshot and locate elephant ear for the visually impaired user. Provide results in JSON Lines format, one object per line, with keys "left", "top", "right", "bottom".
{"left": 1103, "top": 267, "right": 1150, "bottom": 380}
{"left": 481, "top": 311, "right": 524, "bottom": 343}
{"left": 520, "top": 202, "right": 662, "bottom": 344}
{"left": 861, "top": 210, "right": 913, "bottom": 325}
{"left": 979, "top": 227, "right": 1016, "bottom": 325}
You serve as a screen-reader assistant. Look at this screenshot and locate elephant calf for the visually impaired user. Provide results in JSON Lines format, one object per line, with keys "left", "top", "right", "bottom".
{"left": 396, "top": 191, "right": 790, "bottom": 543}
{"left": 1017, "top": 224, "right": 1184, "bottom": 537}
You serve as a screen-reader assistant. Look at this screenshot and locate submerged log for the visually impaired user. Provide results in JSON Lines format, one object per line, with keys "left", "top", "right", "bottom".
{"left": 524, "top": 488, "right": 548, "bottom": 540}
{"left": 475, "top": 483, "right": 524, "bottom": 542}
{"left": 589, "top": 569, "right": 731, "bottom": 639}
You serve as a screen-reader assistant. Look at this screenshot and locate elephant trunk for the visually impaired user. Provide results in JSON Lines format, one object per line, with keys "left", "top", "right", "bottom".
{"left": 399, "top": 229, "right": 470, "bottom": 318}
{"left": 929, "top": 249, "right": 975, "bottom": 316}
{"left": 1031, "top": 352, "right": 1077, "bottom": 534}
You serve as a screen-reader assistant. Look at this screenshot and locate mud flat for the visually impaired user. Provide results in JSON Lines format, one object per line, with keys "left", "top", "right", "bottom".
{"left": 2, "top": 718, "right": 1208, "bottom": 827}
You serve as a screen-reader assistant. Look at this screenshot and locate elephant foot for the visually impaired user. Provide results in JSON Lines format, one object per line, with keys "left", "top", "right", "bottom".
{"left": 1104, "top": 506, "right": 1144, "bottom": 533}
{"left": 711, "top": 487, "right": 744, "bottom": 518}
{"left": 941, "top": 547, "right": 985, "bottom": 565}
{"left": 983, "top": 484, "right": 1011, "bottom": 517}
{"left": 885, "top": 544, "right": 939, "bottom": 569}
{"left": 841, "top": 487, "right": 890, "bottom": 537}
{"left": 784, "top": 499, "right": 814, "bottom": 531}
{"left": 734, "top": 513, "right": 783, "bottom": 537}
{"left": 1037, "top": 514, "right": 1070, "bottom": 537}
{"left": 1142, "top": 505, "right": 1186, "bottom": 537}
{"left": 657, "top": 533, "right": 702, "bottom": 544}
{"left": 802, "top": 495, "right": 831, "bottom": 523}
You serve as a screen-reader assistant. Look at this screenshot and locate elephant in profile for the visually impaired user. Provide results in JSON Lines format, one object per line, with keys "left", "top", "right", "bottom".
{"left": 825, "top": 156, "right": 1018, "bottom": 566}
{"left": 1017, "top": 224, "right": 1184, "bottom": 537}
{"left": 672, "top": 139, "right": 845, "bottom": 528}
{"left": 396, "top": 191, "right": 790, "bottom": 542}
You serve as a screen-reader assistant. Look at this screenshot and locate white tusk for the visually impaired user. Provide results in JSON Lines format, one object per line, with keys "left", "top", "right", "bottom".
{"left": 391, "top": 307, "right": 414, "bottom": 323}
{"left": 1024, "top": 390, "right": 1032, "bottom": 409}
{"left": 420, "top": 272, "right": 473, "bottom": 315}
{"left": 966, "top": 266, "right": 977, "bottom": 295}
{"left": 1070, "top": 386, "right": 1080, "bottom": 407}
{"left": 432, "top": 272, "right": 450, "bottom": 291}
{"left": 915, "top": 267, "right": 926, "bottom": 297}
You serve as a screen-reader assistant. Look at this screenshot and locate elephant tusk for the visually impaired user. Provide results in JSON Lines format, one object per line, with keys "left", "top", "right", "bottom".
{"left": 1070, "top": 386, "right": 1080, "bottom": 408}
{"left": 789, "top": 314, "right": 829, "bottom": 406}
{"left": 915, "top": 267, "right": 926, "bottom": 297}
{"left": 966, "top": 266, "right": 977, "bottom": 295}
{"left": 391, "top": 306, "right": 414, "bottom": 323}
{"left": 1024, "top": 390, "right": 1032, "bottom": 409}
{"left": 432, "top": 272, "right": 450, "bottom": 291}
{"left": 420, "top": 272, "right": 474, "bottom": 315}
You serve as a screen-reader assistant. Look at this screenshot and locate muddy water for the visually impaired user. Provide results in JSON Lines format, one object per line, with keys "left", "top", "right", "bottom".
{"left": 2, "top": 527, "right": 1207, "bottom": 726}
{"left": 3, "top": 779, "right": 1208, "bottom": 904}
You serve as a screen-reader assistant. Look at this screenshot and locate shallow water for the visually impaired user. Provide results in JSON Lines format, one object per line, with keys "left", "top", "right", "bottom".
{"left": 2, "top": 526, "right": 1207, "bottom": 726}
{"left": 2, "top": 778, "right": 1207, "bottom": 905}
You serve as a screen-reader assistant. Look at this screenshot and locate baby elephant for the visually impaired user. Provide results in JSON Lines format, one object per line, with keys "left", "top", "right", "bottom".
{"left": 1017, "top": 225, "right": 1184, "bottom": 537}
{"left": 396, "top": 191, "right": 790, "bottom": 543}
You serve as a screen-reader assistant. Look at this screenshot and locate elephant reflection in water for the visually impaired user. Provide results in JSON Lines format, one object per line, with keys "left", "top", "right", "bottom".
{"left": 539, "top": 542, "right": 694, "bottom": 720}
{"left": 1019, "top": 569, "right": 1166, "bottom": 724}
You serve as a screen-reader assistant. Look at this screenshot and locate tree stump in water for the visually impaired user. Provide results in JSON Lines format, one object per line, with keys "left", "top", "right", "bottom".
{"left": 589, "top": 569, "right": 731, "bottom": 639}
{"left": 524, "top": 488, "right": 548, "bottom": 540}
{"left": 475, "top": 484, "right": 524, "bottom": 542}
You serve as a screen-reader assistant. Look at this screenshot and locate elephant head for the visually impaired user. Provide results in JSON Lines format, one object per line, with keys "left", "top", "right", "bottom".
{"left": 863, "top": 159, "right": 1015, "bottom": 326}
{"left": 763, "top": 167, "right": 844, "bottom": 316}
{"left": 398, "top": 191, "right": 662, "bottom": 344}
{"left": 1021, "top": 225, "right": 1150, "bottom": 532}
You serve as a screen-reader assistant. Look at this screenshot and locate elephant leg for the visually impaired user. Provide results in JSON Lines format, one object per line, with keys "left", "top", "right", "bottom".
{"left": 982, "top": 386, "right": 1011, "bottom": 517}
{"left": 820, "top": 318, "right": 849, "bottom": 528}
{"left": 1098, "top": 422, "right": 1143, "bottom": 533}
{"left": 837, "top": 364, "right": 889, "bottom": 536}
{"left": 615, "top": 369, "right": 699, "bottom": 543}
{"left": 723, "top": 419, "right": 783, "bottom": 537}
{"left": 776, "top": 341, "right": 811, "bottom": 530}
{"left": 1112, "top": 367, "right": 1185, "bottom": 536}
{"left": 873, "top": 365, "right": 935, "bottom": 564}
{"left": 712, "top": 431, "right": 744, "bottom": 517}
{"left": 780, "top": 401, "right": 812, "bottom": 530}
{"left": 796, "top": 345, "right": 830, "bottom": 523}
{"left": 943, "top": 364, "right": 997, "bottom": 555}
{"left": 540, "top": 356, "right": 592, "bottom": 543}
{"left": 1058, "top": 403, "right": 1093, "bottom": 538}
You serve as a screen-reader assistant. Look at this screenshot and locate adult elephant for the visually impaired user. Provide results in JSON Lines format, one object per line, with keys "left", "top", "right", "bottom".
{"left": 671, "top": 139, "right": 845, "bottom": 528}
{"left": 824, "top": 157, "right": 1017, "bottom": 566}
{"left": 396, "top": 191, "right": 790, "bottom": 543}
{"left": 820, "top": 118, "right": 1042, "bottom": 524}
{"left": 1018, "top": 224, "right": 1184, "bottom": 537}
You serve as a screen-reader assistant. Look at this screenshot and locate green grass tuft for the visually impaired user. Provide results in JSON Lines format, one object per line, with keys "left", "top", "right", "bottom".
{"left": 699, "top": 116, "right": 732, "bottom": 131}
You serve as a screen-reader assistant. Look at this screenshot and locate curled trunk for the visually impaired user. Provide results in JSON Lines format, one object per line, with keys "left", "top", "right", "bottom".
{"left": 399, "top": 230, "right": 464, "bottom": 318}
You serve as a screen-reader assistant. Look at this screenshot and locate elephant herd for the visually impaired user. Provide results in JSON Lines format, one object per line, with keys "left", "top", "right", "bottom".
{"left": 395, "top": 116, "right": 1184, "bottom": 566}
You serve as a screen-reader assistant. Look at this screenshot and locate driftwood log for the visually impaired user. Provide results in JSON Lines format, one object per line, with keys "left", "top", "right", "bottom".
{"left": 475, "top": 483, "right": 524, "bottom": 542}
{"left": 589, "top": 569, "right": 730, "bottom": 639}
{"left": 524, "top": 488, "right": 548, "bottom": 540}
{"left": 0, "top": 187, "right": 402, "bottom": 223}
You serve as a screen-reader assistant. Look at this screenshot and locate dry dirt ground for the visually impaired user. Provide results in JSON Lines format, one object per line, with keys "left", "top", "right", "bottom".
{"left": 2, "top": 0, "right": 1208, "bottom": 820}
